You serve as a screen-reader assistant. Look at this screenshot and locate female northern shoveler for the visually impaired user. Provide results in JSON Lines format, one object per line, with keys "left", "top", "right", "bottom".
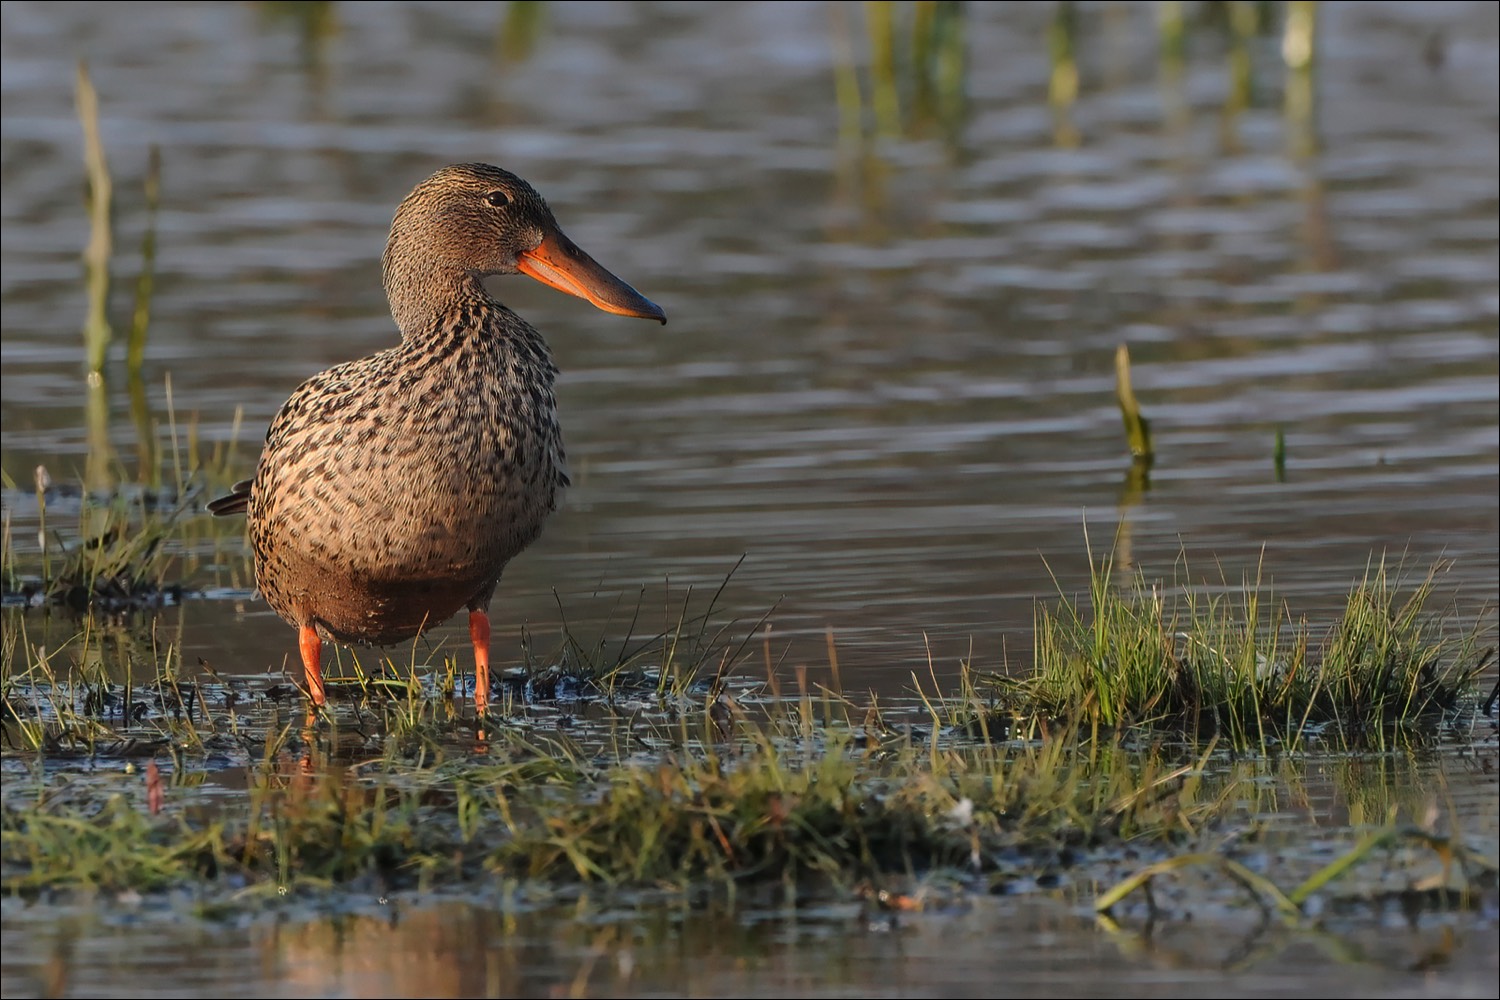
{"left": 209, "top": 163, "right": 666, "bottom": 712}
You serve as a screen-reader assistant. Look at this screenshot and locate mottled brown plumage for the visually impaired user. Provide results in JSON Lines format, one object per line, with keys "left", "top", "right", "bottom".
{"left": 210, "top": 163, "right": 665, "bottom": 710}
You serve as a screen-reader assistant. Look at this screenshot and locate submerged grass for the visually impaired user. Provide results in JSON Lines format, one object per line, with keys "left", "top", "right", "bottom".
{"left": 1095, "top": 820, "right": 1498, "bottom": 929}
{"left": 0, "top": 695, "right": 1216, "bottom": 897}
{"left": 4, "top": 679, "right": 1493, "bottom": 914}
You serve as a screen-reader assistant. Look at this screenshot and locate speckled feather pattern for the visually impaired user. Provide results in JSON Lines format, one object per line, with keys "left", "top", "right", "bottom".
{"left": 247, "top": 285, "right": 568, "bottom": 645}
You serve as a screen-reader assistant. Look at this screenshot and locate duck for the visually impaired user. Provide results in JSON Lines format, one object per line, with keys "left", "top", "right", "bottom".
{"left": 209, "top": 163, "right": 666, "bottom": 713}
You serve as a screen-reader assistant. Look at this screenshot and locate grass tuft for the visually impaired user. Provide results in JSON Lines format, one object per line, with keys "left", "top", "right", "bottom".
{"left": 0, "top": 704, "right": 1213, "bottom": 897}
{"left": 990, "top": 551, "right": 1491, "bottom": 750}
{"left": 4, "top": 486, "right": 195, "bottom": 614}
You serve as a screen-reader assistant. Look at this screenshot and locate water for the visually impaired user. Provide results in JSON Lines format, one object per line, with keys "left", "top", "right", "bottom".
{"left": 5, "top": 890, "right": 1498, "bottom": 999}
{"left": 2, "top": 2, "right": 1497, "bottom": 997}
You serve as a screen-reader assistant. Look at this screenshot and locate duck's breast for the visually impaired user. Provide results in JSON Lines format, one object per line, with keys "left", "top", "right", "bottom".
{"left": 247, "top": 336, "right": 567, "bottom": 635}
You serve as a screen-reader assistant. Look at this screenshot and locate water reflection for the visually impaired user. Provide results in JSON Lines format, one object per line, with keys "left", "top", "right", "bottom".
{"left": 5, "top": 884, "right": 1497, "bottom": 999}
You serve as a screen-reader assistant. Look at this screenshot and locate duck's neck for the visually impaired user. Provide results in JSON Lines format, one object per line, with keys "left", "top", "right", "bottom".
{"left": 383, "top": 250, "right": 497, "bottom": 341}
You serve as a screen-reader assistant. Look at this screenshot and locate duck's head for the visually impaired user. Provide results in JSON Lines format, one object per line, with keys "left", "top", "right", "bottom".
{"left": 384, "top": 162, "right": 666, "bottom": 334}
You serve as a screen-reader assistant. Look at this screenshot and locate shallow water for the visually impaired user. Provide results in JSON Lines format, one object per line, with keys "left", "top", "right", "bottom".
{"left": 2, "top": 1, "right": 1498, "bottom": 997}
{"left": 4, "top": 889, "right": 1498, "bottom": 1000}
{"left": 2, "top": 726, "right": 1497, "bottom": 1000}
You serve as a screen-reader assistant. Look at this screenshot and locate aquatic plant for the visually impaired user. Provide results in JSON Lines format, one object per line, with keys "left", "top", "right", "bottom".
{"left": 4, "top": 658, "right": 1492, "bottom": 909}
{"left": 994, "top": 551, "right": 1492, "bottom": 750}
{"left": 75, "top": 63, "right": 113, "bottom": 378}
{"left": 1114, "top": 344, "right": 1154, "bottom": 466}
{"left": 0, "top": 690, "right": 1214, "bottom": 897}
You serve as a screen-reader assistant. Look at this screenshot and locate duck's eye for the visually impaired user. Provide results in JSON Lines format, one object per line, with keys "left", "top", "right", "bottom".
{"left": 485, "top": 190, "right": 511, "bottom": 208}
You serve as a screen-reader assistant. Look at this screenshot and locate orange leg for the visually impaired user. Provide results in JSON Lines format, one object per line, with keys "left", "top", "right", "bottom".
{"left": 468, "top": 609, "right": 491, "bottom": 716}
{"left": 299, "top": 623, "right": 326, "bottom": 707}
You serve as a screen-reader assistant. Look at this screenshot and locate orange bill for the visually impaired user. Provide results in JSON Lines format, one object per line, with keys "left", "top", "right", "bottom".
{"left": 517, "top": 229, "right": 666, "bottom": 324}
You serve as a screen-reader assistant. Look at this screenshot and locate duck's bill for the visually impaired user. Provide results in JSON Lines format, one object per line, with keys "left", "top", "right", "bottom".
{"left": 517, "top": 230, "right": 666, "bottom": 324}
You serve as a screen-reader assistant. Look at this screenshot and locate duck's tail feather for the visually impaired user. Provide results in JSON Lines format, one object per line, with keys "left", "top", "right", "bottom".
{"left": 207, "top": 479, "right": 253, "bottom": 517}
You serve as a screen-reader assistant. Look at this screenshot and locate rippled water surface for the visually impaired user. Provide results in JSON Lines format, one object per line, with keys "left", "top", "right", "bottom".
{"left": 2, "top": 1, "right": 1497, "bottom": 997}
